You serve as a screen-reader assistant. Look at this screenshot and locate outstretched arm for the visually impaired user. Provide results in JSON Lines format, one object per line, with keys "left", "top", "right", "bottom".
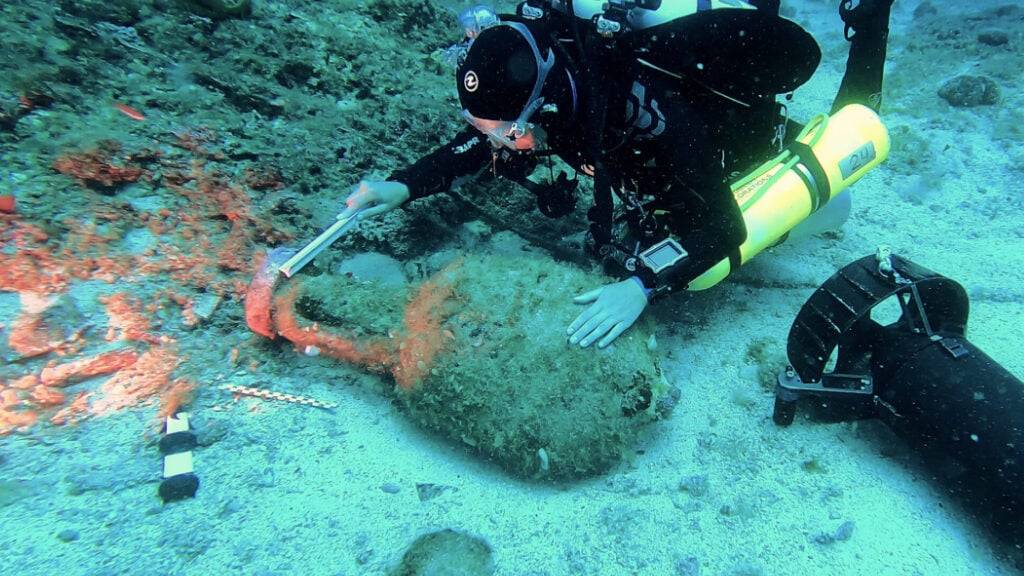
{"left": 387, "top": 126, "right": 493, "bottom": 203}
{"left": 342, "top": 126, "right": 493, "bottom": 219}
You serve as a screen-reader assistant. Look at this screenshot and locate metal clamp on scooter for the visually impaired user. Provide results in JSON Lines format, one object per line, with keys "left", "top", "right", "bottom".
{"left": 774, "top": 247, "right": 1024, "bottom": 553}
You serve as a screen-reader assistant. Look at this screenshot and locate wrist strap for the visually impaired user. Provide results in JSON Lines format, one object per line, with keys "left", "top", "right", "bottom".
{"left": 629, "top": 276, "right": 653, "bottom": 300}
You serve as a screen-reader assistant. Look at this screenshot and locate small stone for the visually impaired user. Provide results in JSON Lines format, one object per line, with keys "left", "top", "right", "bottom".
{"left": 392, "top": 530, "right": 492, "bottom": 574}
{"left": 255, "top": 468, "right": 277, "bottom": 488}
{"left": 416, "top": 483, "right": 454, "bottom": 502}
{"left": 127, "top": 195, "right": 166, "bottom": 212}
{"left": 195, "top": 418, "right": 228, "bottom": 447}
{"left": 192, "top": 292, "right": 223, "bottom": 322}
{"left": 938, "top": 75, "right": 1000, "bottom": 108}
{"left": 57, "top": 529, "right": 79, "bottom": 542}
{"left": 220, "top": 497, "right": 244, "bottom": 517}
{"left": 813, "top": 520, "right": 855, "bottom": 545}
{"left": 978, "top": 30, "right": 1009, "bottom": 46}
{"left": 678, "top": 474, "right": 709, "bottom": 497}
{"left": 381, "top": 482, "right": 401, "bottom": 494}
{"left": 334, "top": 252, "right": 406, "bottom": 287}
{"left": 834, "top": 520, "right": 855, "bottom": 542}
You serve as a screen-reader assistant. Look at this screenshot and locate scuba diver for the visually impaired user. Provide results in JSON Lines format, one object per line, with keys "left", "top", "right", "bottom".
{"left": 341, "top": 0, "right": 896, "bottom": 349}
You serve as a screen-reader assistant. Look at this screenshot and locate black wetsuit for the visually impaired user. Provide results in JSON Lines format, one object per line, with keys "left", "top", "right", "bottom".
{"left": 390, "top": 36, "right": 779, "bottom": 298}
{"left": 388, "top": 0, "right": 890, "bottom": 298}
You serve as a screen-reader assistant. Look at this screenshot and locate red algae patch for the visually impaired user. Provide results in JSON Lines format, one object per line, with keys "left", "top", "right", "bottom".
{"left": 0, "top": 134, "right": 294, "bottom": 436}
{"left": 255, "top": 262, "right": 462, "bottom": 391}
{"left": 89, "top": 346, "right": 181, "bottom": 417}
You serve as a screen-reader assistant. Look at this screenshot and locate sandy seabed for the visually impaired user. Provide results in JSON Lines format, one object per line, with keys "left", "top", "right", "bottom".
{"left": 1, "top": 1, "right": 1022, "bottom": 575}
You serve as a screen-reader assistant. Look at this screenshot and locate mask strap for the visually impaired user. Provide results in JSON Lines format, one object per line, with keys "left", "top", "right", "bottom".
{"left": 505, "top": 22, "right": 556, "bottom": 135}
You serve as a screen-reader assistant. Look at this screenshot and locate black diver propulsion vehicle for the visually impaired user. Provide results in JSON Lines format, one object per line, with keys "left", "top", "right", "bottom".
{"left": 774, "top": 249, "right": 1024, "bottom": 555}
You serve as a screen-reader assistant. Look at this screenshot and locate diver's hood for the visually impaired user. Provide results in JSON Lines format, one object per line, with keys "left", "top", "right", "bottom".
{"left": 457, "top": 23, "right": 552, "bottom": 122}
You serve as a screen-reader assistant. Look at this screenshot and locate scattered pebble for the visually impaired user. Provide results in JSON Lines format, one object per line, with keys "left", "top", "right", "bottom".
{"left": 938, "top": 75, "right": 1000, "bottom": 107}
{"left": 813, "top": 520, "right": 856, "bottom": 545}
{"left": 678, "top": 474, "right": 709, "bottom": 497}
{"left": 192, "top": 292, "right": 222, "bottom": 323}
{"left": 195, "top": 418, "right": 229, "bottom": 447}
{"left": 381, "top": 482, "right": 401, "bottom": 494}
{"left": 57, "top": 529, "right": 79, "bottom": 542}
{"left": 354, "top": 532, "right": 374, "bottom": 561}
{"left": 834, "top": 520, "right": 856, "bottom": 541}
{"left": 355, "top": 548, "right": 373, "bottom": 565}
{"left": 415, "top": 482, "right": 454, "bottom": 502}
{"left": 220, "top": 497, "right": 244, "bottom": 517}
{"left": 977, "top": 30, "right": 1009, "bottom": 46}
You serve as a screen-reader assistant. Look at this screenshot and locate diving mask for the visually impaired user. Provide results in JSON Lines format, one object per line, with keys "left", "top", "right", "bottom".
{"left": 461, "top": 107, "right": 545, "bottom": 152}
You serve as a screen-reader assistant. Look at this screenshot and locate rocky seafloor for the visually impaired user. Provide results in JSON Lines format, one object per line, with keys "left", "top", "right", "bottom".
{"left": 1, "top": 0, "right": 1022, "bottom": 574}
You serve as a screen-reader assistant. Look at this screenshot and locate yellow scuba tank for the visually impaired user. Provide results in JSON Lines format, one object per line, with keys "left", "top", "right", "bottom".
{"left": 687, "top": 103, "right": 890, "bottom": 291}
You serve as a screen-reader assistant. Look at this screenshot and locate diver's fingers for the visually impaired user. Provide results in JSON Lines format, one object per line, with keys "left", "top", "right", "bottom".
{"left": 572, "top": 287, "right": 603, "bottom": 304}
{"left": 597, "top": 322, "right": 629, "bottom": 349}
{"left": 569, "top": 310, "right": 609, "bottom": 345}
{"left": 360, "top": 203, "right": 391, "bottom": 219}
{"left": 580, "top": 317, "right": 618, "bottom": 348}
{"left": 567, "top": 303, "right": 600, "bottom": 335}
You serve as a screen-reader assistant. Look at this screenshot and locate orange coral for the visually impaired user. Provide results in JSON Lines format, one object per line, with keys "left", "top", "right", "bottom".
{"left": 89, "top": 346, "right": 181, "bottom": 417}
{"left": 218, "top": 220, "right": 253, "bottom": 271}
{"left": 101, "top": 293, "right": 160, "bottom": 344}
{"left": 0, "top": 136, "right": 298, "bottom": 436}
{"left": 53, "top": 142, "right": 144, "bottom": 189}
{"left": 392, "top": 267, "right": 459, "bottom": 390}
{"left": 0, "top": 217, "right": 141, "bottom": 296}
{"left": 50, "top": 392, "right": 89, "bottom": 426}
{"left": 0, "top": 376, "right": 40, "bottom": 434}
{"left": 39, "top": 349, "right": 140, "bottom": 387}
{"left": 9, "top": 375, "right": 39, "bottom": 390}
{"left": 162, "top": 162, "right": 289, "bottom": 279}
{"left": 6, "top": 293, "right": 70, "bottom": 358}
{"left": 158, "top": 379, "right": 195, "bottom": 419}
{"left": 273, "top": 287, "right": 394, "bottom": 372}
{"left": 0, "top": 406, "right": 38, "bottom": 436}
{"left": 0, "top": 221, "right": 70, "bottom": 294}
{"left": 29, "top": 385, "right": 66, "bottom": 408}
